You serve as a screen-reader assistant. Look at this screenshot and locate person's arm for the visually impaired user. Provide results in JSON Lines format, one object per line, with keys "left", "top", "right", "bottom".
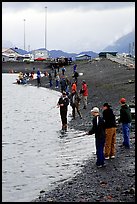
{"left": 88, "top": 118, "right": 96, "bottom": 135}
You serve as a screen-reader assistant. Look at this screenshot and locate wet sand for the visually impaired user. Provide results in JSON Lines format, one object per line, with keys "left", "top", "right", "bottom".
{"left": 27, "top": 58, "right": 135, "bottom": 202}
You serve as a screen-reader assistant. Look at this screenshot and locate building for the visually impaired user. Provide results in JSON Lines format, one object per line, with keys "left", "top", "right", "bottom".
{"left": 2, "top": 47, "right": 28, "bottom": 61}
{"left": 75, "top": 54, "right": 91, "bottom": 61}
{"left": 32, "top": 48, "right": 49, "bottom": 61}
{"left": 99, "top": 51, "right": 118, "bottom": 58}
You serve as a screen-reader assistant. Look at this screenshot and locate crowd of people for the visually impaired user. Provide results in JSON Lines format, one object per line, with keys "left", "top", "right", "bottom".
{"left": 16, "top": 68, "right": 35, "bottom": 85}
{"left": 55, "top": 64, "right": 132, "bottom": 169}
{"left": 17, "top": 63, "right": 133, "bottom": 169}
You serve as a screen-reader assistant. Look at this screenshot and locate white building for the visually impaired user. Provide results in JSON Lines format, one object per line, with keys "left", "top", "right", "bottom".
{"left": 75, "top": 54, "right": 91, "bottom": 61}
{"left": 32, "top": 49, "right": 49, "bottom": 60}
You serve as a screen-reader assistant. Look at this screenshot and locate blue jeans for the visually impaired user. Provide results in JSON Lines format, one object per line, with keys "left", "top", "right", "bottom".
{"left": 95, "top": 138, "right": 105, "bottom": 166}
{"left": 49, "top": 80, "right": 53, "bottom": 87}
{"left": 122, "top": 123, "right": 131, "bottom": 148}
{"left": 56, "top": 80, "right": 59, "bottom": 87}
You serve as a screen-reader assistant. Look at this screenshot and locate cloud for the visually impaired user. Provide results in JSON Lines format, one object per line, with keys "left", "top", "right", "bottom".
{"left": 2, "top": 2, "right": 135, "bottom": 53}
{"left": 2, "top": 2, "right": 135, "bottom": 13}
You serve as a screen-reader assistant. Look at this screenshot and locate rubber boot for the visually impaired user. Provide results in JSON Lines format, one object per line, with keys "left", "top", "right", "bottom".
{"left": 62, "top": 125, "right": 65, "bottom": 131}
{"left": 64, "top": 124, "right": 67, "bottom": 131}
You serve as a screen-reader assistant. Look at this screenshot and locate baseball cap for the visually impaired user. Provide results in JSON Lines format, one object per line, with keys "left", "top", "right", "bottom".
{"left": 91, "top": 107, "right": 99, "bottom": 113}
{"left": 119, "top": 98, "right": 126, "bottom": 103}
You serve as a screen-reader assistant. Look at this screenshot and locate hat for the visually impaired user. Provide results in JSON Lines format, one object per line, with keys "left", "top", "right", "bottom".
{"left": 119, "top": 98, "right": 126, "bottom": 103}
{"left": 103, "top": 103, "right": 111, "bottom": 108}
{"left": 91, "top": 107, "right": 99, "bottom": 113}
{"left": 82, "top": 80, "right": 86, "bottom": 83}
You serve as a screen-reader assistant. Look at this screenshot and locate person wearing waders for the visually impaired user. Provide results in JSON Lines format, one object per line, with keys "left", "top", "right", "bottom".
{"left": 37, "top": 68, "right": 41, "bottom": 87}
{"left": 57, "top": 91, "right": 69, "bottom": 131}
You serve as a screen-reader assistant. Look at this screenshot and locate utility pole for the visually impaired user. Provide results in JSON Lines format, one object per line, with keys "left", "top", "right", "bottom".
{"left": 129, "top": 43, "right": 131, "bottom": 56}
{"left": 45, "top": 6, "right": 47, "bottom": 50}
{"left": 132, "top": 42, "right": 134, "bottom": 57}
{"left": 23, "top": 19, "right": 26, "bottom": 50}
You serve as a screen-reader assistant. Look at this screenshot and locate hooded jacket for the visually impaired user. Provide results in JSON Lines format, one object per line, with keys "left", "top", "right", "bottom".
{"left": 119, "top": 104, "right": 132, "bottom": 123}
{"left": 103, "top": 108, "right": 116, "bottom": 128}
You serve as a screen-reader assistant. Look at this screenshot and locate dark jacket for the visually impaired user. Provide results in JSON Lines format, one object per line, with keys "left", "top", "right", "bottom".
{"left": 88, "top": 115, "right": 105, "bottom": 140}
{"left": 69, "top": 91, "right": 81, "bottom": 107}
{"left": 103, "top": 108, "right": 116, "bottom": 128}
{"left": 119, "top": 104, "right": 132, "bottom": 123}
{"left": 58, "top": 96, "right": 69, "bottom": 112}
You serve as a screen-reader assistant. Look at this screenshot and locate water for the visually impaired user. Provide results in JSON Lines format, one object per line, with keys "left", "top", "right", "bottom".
{"left": 2, "top": 74, "right": 95, "bottom": 202}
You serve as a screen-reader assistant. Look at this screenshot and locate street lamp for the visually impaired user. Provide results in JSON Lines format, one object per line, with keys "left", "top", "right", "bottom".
{"left": 23, "top": 19, "right": 26, "bottom": 50}
{"left": 45, "top": 6, "right": 47, "bottom": 50}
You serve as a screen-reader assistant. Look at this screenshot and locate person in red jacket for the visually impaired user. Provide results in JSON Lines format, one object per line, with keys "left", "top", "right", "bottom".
{"left": 71, "top": 81, "right": 77, "bottom": 92}
{"left": 80, "top": 80, "right": 88, "bottom": 109}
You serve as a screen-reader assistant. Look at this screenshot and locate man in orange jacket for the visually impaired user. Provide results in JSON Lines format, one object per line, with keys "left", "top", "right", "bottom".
{"left": 80, "top": 80, "right": 88, "bottom": 109}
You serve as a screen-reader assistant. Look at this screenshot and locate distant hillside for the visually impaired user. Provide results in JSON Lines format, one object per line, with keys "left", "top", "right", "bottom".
{"left": 48, "top": 50, "right": 76, "bottom": 59}
{"left": 2, "top": 41, "right": 98, "bottom": 59}
{"left": 48, "top": 50, "right": 98, "bottom": 59}
{"left": 103, "top": 30, "right": 135, "bottom": 54}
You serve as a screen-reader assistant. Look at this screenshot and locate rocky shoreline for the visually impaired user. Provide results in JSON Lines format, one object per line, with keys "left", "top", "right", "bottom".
{"left": 26, "top": 58, "right": 135, "bottom": 202}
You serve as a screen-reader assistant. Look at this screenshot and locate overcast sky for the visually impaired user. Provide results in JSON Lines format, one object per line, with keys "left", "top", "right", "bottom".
{"left": 2, "top": 2, "right": 135, "bottom": 53}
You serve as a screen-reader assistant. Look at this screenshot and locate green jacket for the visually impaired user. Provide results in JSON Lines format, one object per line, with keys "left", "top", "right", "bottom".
{"left": 119, "top": 104, "right": 132, "bottom": 123}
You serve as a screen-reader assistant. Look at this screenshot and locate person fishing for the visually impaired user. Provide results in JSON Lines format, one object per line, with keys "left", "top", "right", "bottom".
{"left": 37, "top": 68, "right": 41, "bottom": 87}
{"left": 69, "top": 89, "right": 82, "bottom": 119}
{"left": 57, "top": 91, "right": 69, "bottom": 132}
{"left": 80, "top": 80, "right": 88, "bottom": 109}
{"left": 85, "top": 107, "right": 106, "bottom": 168}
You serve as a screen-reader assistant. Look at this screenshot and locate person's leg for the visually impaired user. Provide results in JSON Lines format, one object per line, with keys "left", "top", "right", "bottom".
{"left": 110, "top": 127, "right": 116, "bottom": 157}
{"left": 64, "top": 110, "right": 68, "bottom": 131}
{"left": 104, "top": 128, "right": 112, "bottom": 158}
{"left": 61, "top": 111, "right": 65, "bottom": 130}
{"left": 83, "top": 96, "right": 87, "bottom": 109}
{"left": 96, "top": 140, "right": 102, "bottom": 166}
{"left": 100, "top": 139, "right": 105, "bottom": 165}
{"left": 76, "top": 104, "right": 82, "bottom": 118}
{"left": 72, "top": 105, "right": 75, "bottom": 119}
{"left": 122, "top": 123, "right": 130, "bottom": 148}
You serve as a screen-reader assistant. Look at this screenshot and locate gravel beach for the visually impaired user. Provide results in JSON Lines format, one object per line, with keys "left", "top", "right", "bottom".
{"left": 26, "top": 58, "right": 135, "bottom": 202}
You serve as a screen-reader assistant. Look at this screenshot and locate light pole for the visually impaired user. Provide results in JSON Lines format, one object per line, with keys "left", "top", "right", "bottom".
{"left": 23, "top": 19, "right": 26, "bottom": 50}
{"left": 45, "top": 6, "right": 47, "bottom": 50}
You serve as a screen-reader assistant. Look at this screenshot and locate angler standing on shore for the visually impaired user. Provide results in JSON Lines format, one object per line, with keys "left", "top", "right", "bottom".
{"left": 57, "top": 91, "right": 69, "bottom": 131}
{"left": 86, "top": 107, "right": 106, "bottom": 168}
{"left": 118, "top": 98, "right": 132, "bottom": 149}
{"left": 80, "top": 80, "right": 88, "bottom": 109}
{"left": 69, "top": 89, "right": 82, "bottom": 119}
{"left": 102, "top": 103, "right": 117, "bottom": 159}
{"left": 37, "top": 68, "right": 41, "bottom": 87}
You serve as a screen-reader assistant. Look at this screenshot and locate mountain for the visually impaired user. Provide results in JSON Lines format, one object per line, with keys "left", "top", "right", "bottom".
{"left": 103, "top": 30, "right": 135, "bottom": 54}
{"left": 48, "top": 50, "right": 98, "bottom": 59}
{"left": 48, "top": 49, "right": 77, "bottom": 59}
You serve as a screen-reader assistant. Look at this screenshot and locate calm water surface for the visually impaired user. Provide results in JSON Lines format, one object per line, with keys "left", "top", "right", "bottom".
{"left": 2, "top": 74, "right": 95, "bottom": 202}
